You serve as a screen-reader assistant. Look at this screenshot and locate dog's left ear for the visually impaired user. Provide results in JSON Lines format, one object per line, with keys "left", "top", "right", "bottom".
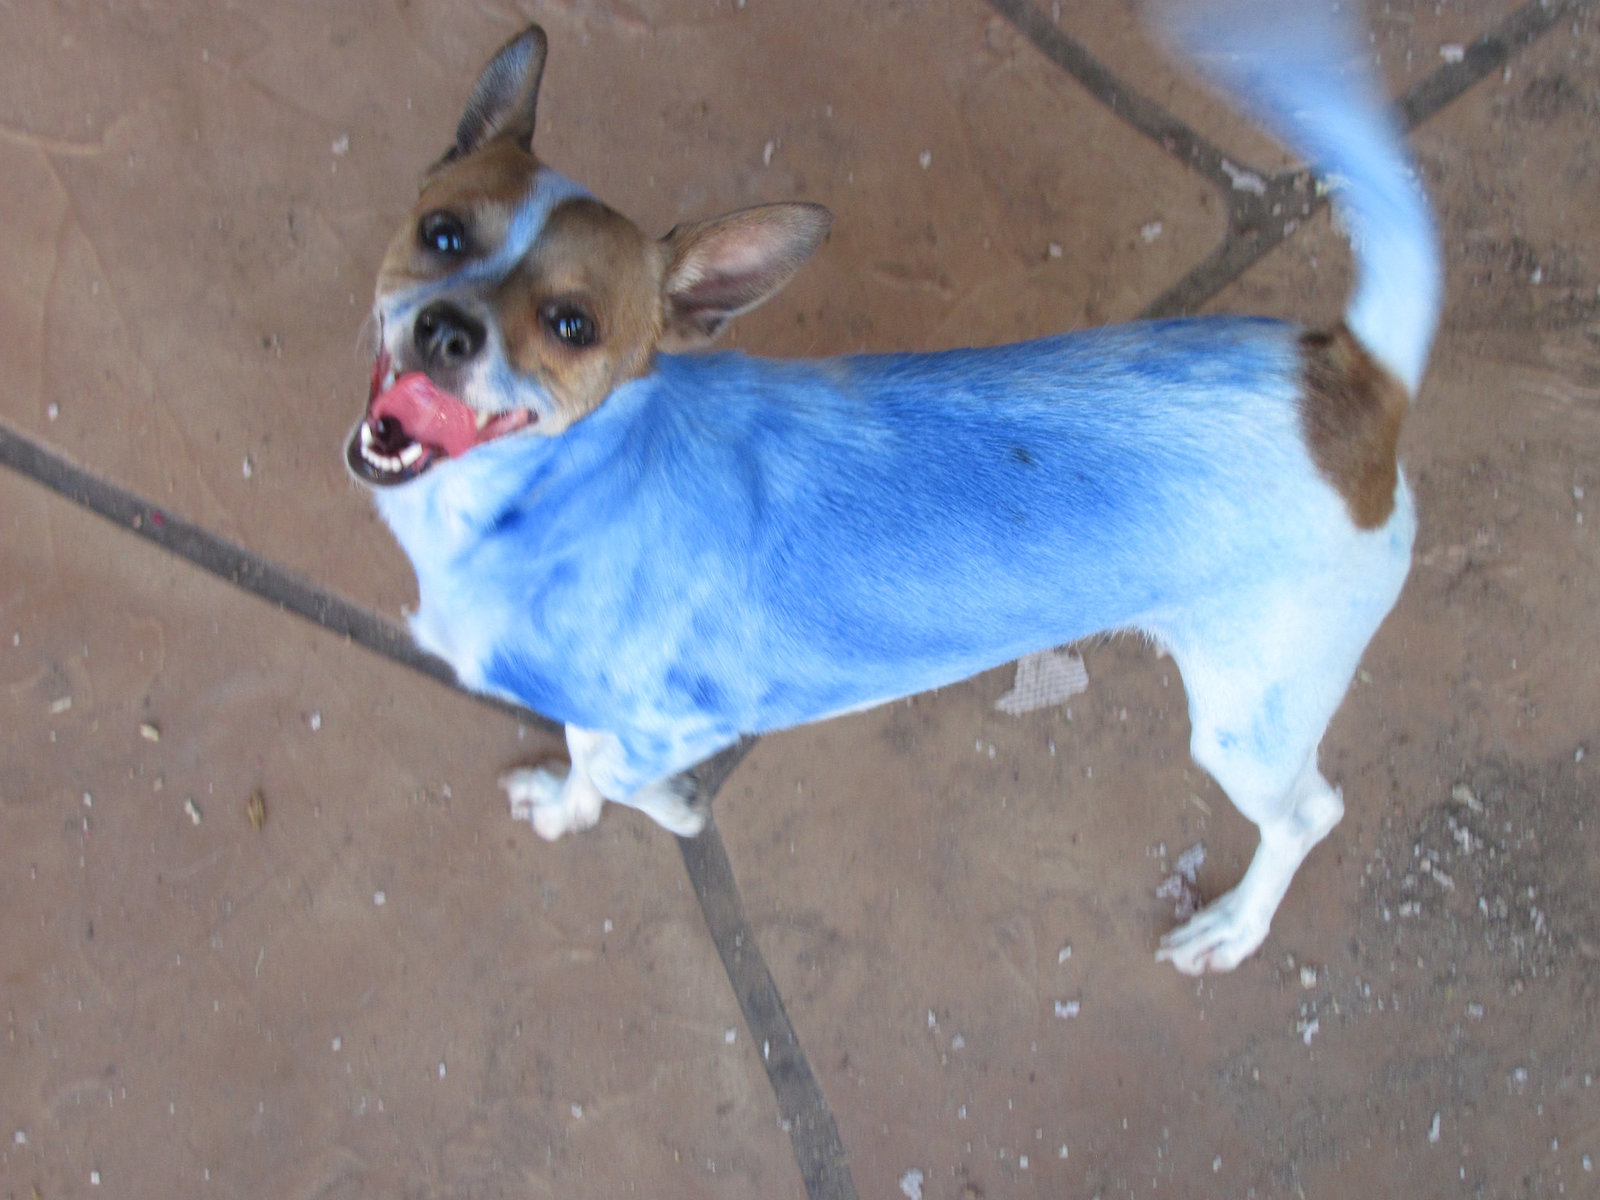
{"left": 448, "top": 25, "right": 549, "bottom": 159}
{"left": 660, "top": 203, "right": 832, "bottom": 346}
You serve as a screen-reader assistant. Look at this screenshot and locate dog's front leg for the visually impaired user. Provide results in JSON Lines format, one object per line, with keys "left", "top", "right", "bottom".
{"left": 501, "top": 725, "right": 608, "bottom": 840}
{"left": 501, "top": 725, "right": 709, "bottom": 839}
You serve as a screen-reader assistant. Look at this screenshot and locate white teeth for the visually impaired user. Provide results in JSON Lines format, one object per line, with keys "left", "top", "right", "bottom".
{"left": 475, "top": 411, "right": 493, "bottom": 431}
{"left": 359, "top": 425, "right": 407, "bottom": 473}
{"left": 362, "top": 445, "right": 403, "bottom": 471}
{"left": 383, "top": 364, "right": 398, "bottom": 390}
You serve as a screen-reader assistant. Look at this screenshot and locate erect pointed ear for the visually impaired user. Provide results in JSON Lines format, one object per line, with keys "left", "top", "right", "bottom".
{"left": 447, "top": 26, "right": 548, "bottom": 159}
{"left": 660, "top": 203, "right": 832, "bottom": 345}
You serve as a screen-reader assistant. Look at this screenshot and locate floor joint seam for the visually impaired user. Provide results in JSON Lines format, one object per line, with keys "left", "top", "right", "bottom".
{"left": 992, "top": 0, "right": 1587, "bottom": 319}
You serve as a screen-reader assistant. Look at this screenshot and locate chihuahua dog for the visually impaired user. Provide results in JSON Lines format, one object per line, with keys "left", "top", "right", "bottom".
{"left": 347, "top": 3, "right": 1438, "bottom": 974}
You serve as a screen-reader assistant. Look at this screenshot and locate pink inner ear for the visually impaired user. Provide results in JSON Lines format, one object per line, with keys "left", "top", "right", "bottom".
{"left": 702, "top": 228, "right": 785, "bottom": 277}
{"left": 665, "top": 205, "right": 828, "bottom": 331}
{"left": 676, "top": 230, "right": 789, "bottom": 312}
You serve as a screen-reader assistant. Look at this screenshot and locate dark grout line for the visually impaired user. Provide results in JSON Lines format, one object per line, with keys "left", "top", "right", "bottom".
{"left": 1395, "top": 0, "right": 1584, "bottom": 130}
{"left": 1, "top": 6, "right": 1582, "bottom": 1199}
{"left": 680, "top": 820, "right": 858, "bottom": 1200}
{"left": 0, "top": 420, "right": 846, "bottom": 1195}
{"left": 983, "top": 0, "right": 1240, "bottom": 189}
{"left": 993, "top": 0, "right": 1592, "bottom": 320}
{"left": 680, "top": 739, "right": 859, "bottom": 1200}
{"left": 0, "top": 423, "right": 473, "bottom": 699}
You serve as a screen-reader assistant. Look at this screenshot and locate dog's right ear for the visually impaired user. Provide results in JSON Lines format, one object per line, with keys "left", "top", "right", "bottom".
{"left": 446, "top": 26, "right": 549, "bottom": 160}
{"left": 660, "top": 203, "right": 832, "bottom": 346}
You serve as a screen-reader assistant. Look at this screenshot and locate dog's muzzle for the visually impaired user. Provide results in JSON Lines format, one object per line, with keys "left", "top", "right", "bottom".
{"left": 347, "top": 348, "right": 535, "bottom": 486}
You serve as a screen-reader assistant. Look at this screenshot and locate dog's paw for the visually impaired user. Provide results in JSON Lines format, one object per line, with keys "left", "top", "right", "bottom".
{"left": 499, "top": 766, "right": 603, "bottom": 841}
{"left": 627, "top": 777, "right": 707, "bottom": 838}
{"left": 1154, "top": 890, "right": 1270, "bottom": 975}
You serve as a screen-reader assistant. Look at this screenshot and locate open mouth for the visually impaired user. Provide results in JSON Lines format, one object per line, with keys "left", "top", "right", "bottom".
{"left": 346, "top": 350, "right": 535, "bottom": 485}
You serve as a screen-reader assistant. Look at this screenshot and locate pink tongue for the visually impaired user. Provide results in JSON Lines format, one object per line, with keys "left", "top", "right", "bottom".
{"left": 370, "top": 372, "right": 482, "bottom": 459}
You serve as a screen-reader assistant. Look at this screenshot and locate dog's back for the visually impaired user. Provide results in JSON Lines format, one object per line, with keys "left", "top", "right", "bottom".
{"left": 450, "top": 317, "right": 1353, "bottom": 736}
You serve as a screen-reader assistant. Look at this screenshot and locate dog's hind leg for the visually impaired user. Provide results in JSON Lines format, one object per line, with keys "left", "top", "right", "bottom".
{"left": 1156, "top": 740, "right": 1343, "bottom": 975}
{"left": 1153, "top": 493, "right": 1414, "bottom": 973}
{"left": 1152, "top": 603, "right": 1374, "bottom": 974}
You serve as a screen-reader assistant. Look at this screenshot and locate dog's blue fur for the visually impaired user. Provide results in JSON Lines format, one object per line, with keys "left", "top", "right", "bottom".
{"left": 362, "top": 1, "right": 1439, "bottom": 968}
{"left": 378, "top": 313, "right": 1401, "bottom": 791}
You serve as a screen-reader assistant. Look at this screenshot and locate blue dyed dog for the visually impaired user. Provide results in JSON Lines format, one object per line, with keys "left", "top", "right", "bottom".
{"left": 348, "top": 3, "right": 1439, "bottom": 972}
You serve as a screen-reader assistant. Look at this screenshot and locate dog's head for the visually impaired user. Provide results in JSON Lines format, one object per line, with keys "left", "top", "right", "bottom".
{"left": 347, "top": 25, "right": 831, "bottom": 486}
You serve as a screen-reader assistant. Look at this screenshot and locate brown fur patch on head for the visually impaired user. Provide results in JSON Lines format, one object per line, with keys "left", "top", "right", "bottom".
{"left": 1298, "top": 323, "right": 1409, "bottom": 529}
{"left": 376, "top": 139, "right": 541, "bottom": 295}
{"left": 498, "top": 198, "right": 668, "bottom": 431}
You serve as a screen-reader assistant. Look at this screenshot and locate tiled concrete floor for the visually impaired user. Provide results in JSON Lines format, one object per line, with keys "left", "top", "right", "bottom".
{"left": 4, "top": 3, "right": 1598, "bottom": 1198}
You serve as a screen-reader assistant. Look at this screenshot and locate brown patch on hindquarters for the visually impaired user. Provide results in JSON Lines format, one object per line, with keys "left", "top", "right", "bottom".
{"left": 1298, "top": 323, "right": 1410, "bottom": 529}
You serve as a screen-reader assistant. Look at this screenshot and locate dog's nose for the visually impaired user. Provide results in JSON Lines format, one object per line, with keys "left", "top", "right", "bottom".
{"left": 414, "top": 301, "right": 486, "bottom": 369}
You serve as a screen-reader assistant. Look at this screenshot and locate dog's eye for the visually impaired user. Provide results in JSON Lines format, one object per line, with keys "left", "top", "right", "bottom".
{"left": 418, "top": 211, "right": 467, "bottom": 256}
{"left": 543, "top": 304, "right": 598, "bottom": 349}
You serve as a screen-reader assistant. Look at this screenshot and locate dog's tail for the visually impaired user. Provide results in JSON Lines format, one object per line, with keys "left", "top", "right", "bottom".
{"left": 1165, "top": 0, "right": 1440, "bottom": 394}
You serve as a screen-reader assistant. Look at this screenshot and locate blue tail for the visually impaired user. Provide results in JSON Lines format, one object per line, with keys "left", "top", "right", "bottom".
{"left": 1163, "top": 0, "right": 1440, "bottom": 393}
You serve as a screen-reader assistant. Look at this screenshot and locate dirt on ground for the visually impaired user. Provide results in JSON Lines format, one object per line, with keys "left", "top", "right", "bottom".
{"left": 2, "top": 2, "right": 1598, "bottom": 1198}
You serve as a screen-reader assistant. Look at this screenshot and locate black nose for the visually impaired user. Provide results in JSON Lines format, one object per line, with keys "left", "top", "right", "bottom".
{"left": 414, "top": 301, "right": 485, "bottom": 368}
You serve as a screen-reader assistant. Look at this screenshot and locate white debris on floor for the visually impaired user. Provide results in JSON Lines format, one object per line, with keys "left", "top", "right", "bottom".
{"left": 1157, "top": 843, "right": 1207, "bottom": 920}
{"left": 995, "top": 647, "right": 1089, "bottom": 715}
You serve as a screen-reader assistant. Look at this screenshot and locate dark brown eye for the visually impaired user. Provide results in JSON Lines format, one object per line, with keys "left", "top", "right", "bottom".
{"left": 543, "top": 304, "right": 598, "bottom": 348}
{"left": 418, "top": 211, "right": 467, "bottom": 256}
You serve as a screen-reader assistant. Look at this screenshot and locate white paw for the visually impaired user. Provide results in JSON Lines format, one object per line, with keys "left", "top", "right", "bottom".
{"left": 632, "top": 780, "right": 707, "bottom": 838}
{"left": 499, "top": 766, "right": 602, "bottom": 841}
{"left": 1154, "top": 890, "right": 1270, "bottom": 975}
